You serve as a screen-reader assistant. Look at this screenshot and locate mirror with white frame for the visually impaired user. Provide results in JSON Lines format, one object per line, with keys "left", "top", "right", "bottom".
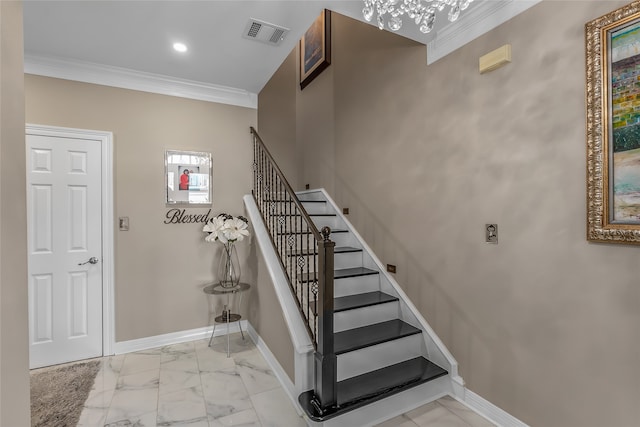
{"left": 165, "top": 150, "right": 212, "bottom": 205}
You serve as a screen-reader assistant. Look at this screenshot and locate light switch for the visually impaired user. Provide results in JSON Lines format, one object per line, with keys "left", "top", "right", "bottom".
{"left": 486, "top": 224, "right": 498, "bottom": 244}
{"left": 119, "top": 217, "right": 129, "bottom": 231}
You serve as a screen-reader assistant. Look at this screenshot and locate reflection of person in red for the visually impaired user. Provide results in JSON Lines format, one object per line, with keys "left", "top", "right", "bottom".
{"left": 179, "top": 169, "right": 190, "bottom": 190}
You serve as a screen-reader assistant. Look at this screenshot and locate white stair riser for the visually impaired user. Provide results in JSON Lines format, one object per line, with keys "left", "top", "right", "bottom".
{"left": 300, "top": 201, "right": 331, "bottom": 214}
{"left": 334, "top": 301, "right": 399, "bottom": 332}
{"left": 334, "top": 251, "right": 363, "bottom": 270}
{"left": 337, "top": 333, "right": 423, "bottom": 381}
{"left": 274, "top": 234, "right": 317, "bottom": 252}
{"left": 329, "top": 232, "right": 356, "bottom": 247}
{"left": 272, "top": 221, "right": 323, "bottom": 233}
{"left": 297, "top": 191, "right": 325, "bottom": 202}
{"left": 279, "top": 246, "right": 362, "bottom": 270}
{"left": 310, "top": 216, "right": 343, "bottom": 231}
{"left": 271, "top": 228, "right": 351, "bottom": 247}
{"left": 334, "top": 274, "right": 380, "bottom": 297}
{"left": 281, "top": 251, "right": 363, "bottom": 272}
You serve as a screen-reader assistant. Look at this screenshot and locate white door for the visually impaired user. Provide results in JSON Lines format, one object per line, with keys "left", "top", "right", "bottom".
{"left": 26, "top": 132, "right": 103, "bottom": 368}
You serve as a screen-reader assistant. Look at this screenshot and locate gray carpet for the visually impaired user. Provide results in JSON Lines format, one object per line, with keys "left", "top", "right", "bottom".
{"left": 30, "top": 360, "right": 102, "bottom": 427}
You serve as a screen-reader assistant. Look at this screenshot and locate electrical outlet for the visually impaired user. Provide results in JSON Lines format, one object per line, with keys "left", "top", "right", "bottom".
{"left": 343, "top": 208, "right": 349, "bottom": 215}
{"left": 387, "top": 264, "right": 396, "bottom": 274}
{"left": 305, "top": 184, "right": 310, "bottom": 190}
{"left": 119, "top": 217, "right": 129, "bottom": 231}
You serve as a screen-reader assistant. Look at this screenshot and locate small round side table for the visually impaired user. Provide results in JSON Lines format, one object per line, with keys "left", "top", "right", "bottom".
{"left": 203, "top": 282, "right": 250, "bottom": 357}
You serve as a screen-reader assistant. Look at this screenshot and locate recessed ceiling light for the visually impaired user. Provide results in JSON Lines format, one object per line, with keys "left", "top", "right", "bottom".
{"left": 173, "top": 42, "right": 188, "bottom": 53}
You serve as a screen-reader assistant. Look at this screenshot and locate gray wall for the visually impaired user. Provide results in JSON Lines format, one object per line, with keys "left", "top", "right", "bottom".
{"left": 258, "top": 2, "right": 640, "bottom": 426}
{"left": 0, "top": 0, "right": 30, "bottom": 425}
{"left": 25, "top": 75, "right": 257, "bottom": 342}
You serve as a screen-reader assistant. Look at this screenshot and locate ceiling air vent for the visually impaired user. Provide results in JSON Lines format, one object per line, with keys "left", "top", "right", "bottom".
{"left": 243, "top": 19, "right": 289, "bottom": 46}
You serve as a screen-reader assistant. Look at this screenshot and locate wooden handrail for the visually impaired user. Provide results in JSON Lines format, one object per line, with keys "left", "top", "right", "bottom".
{"left": 250, "top": 127, "right": 322, "bottom": 241}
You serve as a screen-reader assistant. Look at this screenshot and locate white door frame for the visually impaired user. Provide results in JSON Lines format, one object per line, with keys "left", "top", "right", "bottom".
{"left": 26, "top": 123, "right": 115, "bottom": 356}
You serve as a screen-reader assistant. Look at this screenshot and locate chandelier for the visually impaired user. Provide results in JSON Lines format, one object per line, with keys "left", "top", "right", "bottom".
{"left": 362, "top": 0, "right": 474, "bottom": 34}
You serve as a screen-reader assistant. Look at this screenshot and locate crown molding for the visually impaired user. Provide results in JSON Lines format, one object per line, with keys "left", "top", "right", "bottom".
{"left": 427, "top": 0, "right": 542, "bottom": 64}
{"left": 24, "top": 54, "right": 258, "bottom": 109}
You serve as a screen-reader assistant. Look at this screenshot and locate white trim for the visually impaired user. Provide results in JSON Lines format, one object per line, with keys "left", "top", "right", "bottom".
{"left": 113, "top": 320, "right": 248, "bottom": 354}
{"left": 243, "top": 194, "right": 315, "bottom": 396}
{"left": 243, "top": 194, "right": 315, "bottom": 355}
{"left": 24, "top": 54, "right": 258, "bottom": 109}
{"left": 427, "top": 0, "right": 542, "bottom": 64}
{"left": 246, "top": 323, "right": 304, "bottom": 417}
{"left": 25, "top": 124, "right": 116, "bottom": 358}
{"left": 457, "top": 389, "right": 529, "bottom": 427}
{"left": 101, "top": 130, "right": 115, "bottom": 356}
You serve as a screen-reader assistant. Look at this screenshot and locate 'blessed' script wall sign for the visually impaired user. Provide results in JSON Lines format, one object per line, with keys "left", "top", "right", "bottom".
{"left": 164, "top": 209, "right": 212, "bottom": 224}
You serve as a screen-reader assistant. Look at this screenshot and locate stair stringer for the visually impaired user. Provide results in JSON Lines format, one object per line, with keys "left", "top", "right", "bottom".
{"left": 298, "top": 189, "right": 465, "bottom": 395}
{"left": 243, "top": 194, "right": 315, "bottom": 398}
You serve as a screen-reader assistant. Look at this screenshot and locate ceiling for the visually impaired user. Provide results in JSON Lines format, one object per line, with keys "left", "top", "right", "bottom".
{"left": 22, "top": 1, "right": 537, "bottom": 106}
{"left": 22, "top": 1, "right": 372, "bottom": 95}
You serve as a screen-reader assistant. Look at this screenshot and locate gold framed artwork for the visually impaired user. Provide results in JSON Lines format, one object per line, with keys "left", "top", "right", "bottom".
{"left": 300, "top": 9, "right": 331, "bottom": 90}
{"left": 586, "top": 1, "right": 640, "bottom": 243}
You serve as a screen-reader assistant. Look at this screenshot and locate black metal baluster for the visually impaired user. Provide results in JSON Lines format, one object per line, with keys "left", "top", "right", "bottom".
{"left": 259, "top": 148, "right": 264, "bottom": 212}
{"left": 278, "top": 181, "right": 287, "bottom": 259}
{"left": 313, "top": 234, "right": 318, "bottom": 342}
{"left": 309, "top": 227, "right": 313, "bottom": 335}
{"left": 289, "top": 194, "right": 294, "bottom": 292}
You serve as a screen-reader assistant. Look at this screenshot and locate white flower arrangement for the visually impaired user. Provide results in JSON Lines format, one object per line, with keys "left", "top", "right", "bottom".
{"left": 204, "top": 213, "right": 250, "bottom": 288}
{"left": 203, "top": 213, "right": 250, "bottom": 244}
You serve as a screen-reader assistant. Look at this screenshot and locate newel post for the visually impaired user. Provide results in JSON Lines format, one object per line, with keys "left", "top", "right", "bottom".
{"left": 314, "top": 226, "right": 336, "bottom": 412}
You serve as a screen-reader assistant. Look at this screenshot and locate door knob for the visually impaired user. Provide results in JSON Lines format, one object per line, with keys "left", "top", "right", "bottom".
{"left": 78, "top": 257, "right": 99, "bottom": 266}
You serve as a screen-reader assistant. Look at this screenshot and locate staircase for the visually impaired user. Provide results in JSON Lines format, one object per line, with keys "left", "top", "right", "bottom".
{"left": 294, "top": 190, "right": 451, "bottom": 423}
{"left": 247, "top": 127, "right": 462, "bottom": 426}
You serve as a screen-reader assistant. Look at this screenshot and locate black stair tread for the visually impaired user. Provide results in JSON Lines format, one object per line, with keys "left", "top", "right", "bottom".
{"left": 298, "top": 357, "right": 448, "bottom": 421}
{"left": 276, "top": 228, "right": 348, "bottom": 235}
{"left": 307, "top": 291, "right": 396, "bottom": 316}
{"left": 299, "top": 267, "right": 378, "bottom": 284}
{"left": 334, "top": 267, "right": 378, "bottom": 280}
{"left": 334, "top": 291, "right": 398, "bottom": 313}
{"left": 334, "top": 319, "right": 420, "bottom": 355}
{"left": 262, "top": 199, "right": 325, "bottom": 204}
{"left": 287, "top": 246, "right": 362, "bottom": 257}
{"left": 275, "top": 213, "right": 336, "bottom": 217}
{"left": 337, "top": 356, "right": 448, "bottom": 406}
{"left": 335, "top": 246, "right": 362, "bottom": 254}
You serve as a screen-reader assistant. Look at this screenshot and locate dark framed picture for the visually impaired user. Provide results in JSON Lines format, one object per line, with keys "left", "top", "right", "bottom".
{"left": 300, "top": 9, "right": 331, "bottom": 90}
{"left": 586, "top": 1, "right": 640, "bottom": 244}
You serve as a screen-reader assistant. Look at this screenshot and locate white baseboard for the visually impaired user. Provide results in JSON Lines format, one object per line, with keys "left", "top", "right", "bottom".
{"left": 113, "top": 320, "right": 248, "bottom": 354}
{"left": 459, "top": 388, "right": 529, "bottom": 427}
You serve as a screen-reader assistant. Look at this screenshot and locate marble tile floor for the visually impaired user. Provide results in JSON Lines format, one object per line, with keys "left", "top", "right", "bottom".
{"left": 76, "top": 333, "right": 494, "bottom": 427}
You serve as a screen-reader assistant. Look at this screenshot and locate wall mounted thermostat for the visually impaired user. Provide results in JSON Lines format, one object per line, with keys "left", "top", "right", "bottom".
{"left": 486, "top": 224, "right": 498, "bottom": 244}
